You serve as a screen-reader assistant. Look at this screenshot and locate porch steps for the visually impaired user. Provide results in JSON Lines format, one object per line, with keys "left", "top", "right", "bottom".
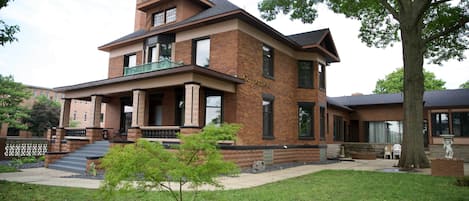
{"left": 48, "top": 140, "right": 110, "bottom": 173}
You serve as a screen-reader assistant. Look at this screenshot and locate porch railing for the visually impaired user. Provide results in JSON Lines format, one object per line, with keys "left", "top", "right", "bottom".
{"left": 123, "top": 59, "right": 184, "bottom": 76}
{"left": 65, "top": 128, "right": 86, "bottom": 137}
{"left": 141, "top": 126, "right": 180, "bottom": 139}
{"left": 4, "top": 138, "right": 48, "bottom": 157}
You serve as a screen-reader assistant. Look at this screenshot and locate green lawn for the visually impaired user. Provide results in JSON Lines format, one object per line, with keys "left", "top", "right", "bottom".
{"left": 0, "top": 165, "right": 18, "bottom": 173}
{"left": 1, "top": 170, "right": 467, "bottom": 201}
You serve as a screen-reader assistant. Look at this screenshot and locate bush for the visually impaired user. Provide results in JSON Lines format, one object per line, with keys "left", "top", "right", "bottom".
{"left": 101, "top": 123, "right": 241, "bottom": 201}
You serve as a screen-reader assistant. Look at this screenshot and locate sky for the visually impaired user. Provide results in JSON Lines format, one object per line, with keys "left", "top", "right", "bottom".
{"left": 0, "top": 0, "right": 467, "bottom": 97}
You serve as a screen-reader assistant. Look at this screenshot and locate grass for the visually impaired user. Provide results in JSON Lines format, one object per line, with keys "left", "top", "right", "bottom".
{"left": 1, "top": 170, "right": 468, "bottom": 201}
{"left": 0, "top": 165, "right": 18, "bottom": 173}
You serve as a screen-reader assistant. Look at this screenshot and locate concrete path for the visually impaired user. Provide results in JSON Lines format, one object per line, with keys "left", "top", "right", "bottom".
{"left": 0, "top": 159, "right": 467, "bottom": 190}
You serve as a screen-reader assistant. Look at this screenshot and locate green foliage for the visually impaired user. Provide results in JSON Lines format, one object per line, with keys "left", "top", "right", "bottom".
{"left": 0, "top": 164, "right": 18, "bottom": 173}
{"left": 455, "top": 176, "right": 469, "bottom": 187}
{"left": 0, "top": 74, "right": 31, "bottom": 130}
{"left": 101, "top": 123, "right": 241, "bottom": 201}
{"left": 68, "top": 120, "right": 80, "bottom": 128}
{"left": 10, "top": 156, "right": 39, "bottom": 168}
{"left": 87, "top": 162, "right": 97, "bottom": 177}
{"left": 460, "top": 80, "right": 469, "bottom": 89}
{"left": 373, "top": 67, "right": 446, "bottom": 94}
{"left": 0, "top": 0, "right": 19, "bottom": 46}
{"left": 25, "top": 95, "right": 60, "bottom": 136}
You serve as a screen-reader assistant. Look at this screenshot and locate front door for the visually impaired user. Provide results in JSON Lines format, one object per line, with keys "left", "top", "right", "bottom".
{"left": 149, "top": 94, "right": 163, "bottom": 126}
{"left": 120, "top": 97, "right": 132, "bottom": 135}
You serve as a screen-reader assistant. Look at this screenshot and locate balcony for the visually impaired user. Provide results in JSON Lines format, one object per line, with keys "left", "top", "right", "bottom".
{"left": 124, "top": 60, "right": 184, "bottom": 76}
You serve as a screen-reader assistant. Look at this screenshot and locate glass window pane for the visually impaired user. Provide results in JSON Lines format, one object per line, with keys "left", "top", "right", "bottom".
{"left": 153, "top": 12, "right": 164, "bottom": 26}
{"left": 205, "top": 95, "right": 222, "bottom": 125}
{"left": 431, "top": 113, "right": 449, "bottom": 136}
{"left": 298, "top": 105, "right": 313, "bottom": 137}
{"left": 263, "top": 45, "right": 273, "bottom": 77}
{"left": 166, "top": 8, "right": 176, "bottom": 23}
{"left": 263, "top": 99, "right": 273, "bottom": 137}
{"left": 453, "top": 112, "right": 469, "bottom": 137}
{"left": 319, "top": 63, "right": 326, "bottom": 89}
{"left": 128, "top": 55, "right": 136, "bottom": 67}
{"left": 196, "top": 39, "right": 210, "bottom": 67}
{"left": 298, "top": 61, "right": 313, "bottom": 88}
{"left": 159, "top": 43, "right": 172, "bottom": 61}
{"left": 148, "top": 46, "right": 157, "bottom": 63}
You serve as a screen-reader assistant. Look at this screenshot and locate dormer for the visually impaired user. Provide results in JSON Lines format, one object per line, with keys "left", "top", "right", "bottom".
{"left": 134, "top": 0, "right": 214, "bottom": 31}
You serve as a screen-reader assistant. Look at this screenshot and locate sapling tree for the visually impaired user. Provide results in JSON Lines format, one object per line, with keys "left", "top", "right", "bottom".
{"left": 101, "top": 123, "right": 241, "bottom": 201}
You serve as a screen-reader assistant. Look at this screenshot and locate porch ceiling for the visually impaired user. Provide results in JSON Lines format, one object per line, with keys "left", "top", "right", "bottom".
{"left": 55, "top": 65, "right": 244, "bottom": 99}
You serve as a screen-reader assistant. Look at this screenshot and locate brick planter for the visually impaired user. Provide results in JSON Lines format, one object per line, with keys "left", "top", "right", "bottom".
{"left": 431, "top": 158, "right": 464, "bottom": 177}
{"left": 86, "top": 156, "right": 104, "bottom": 172}
{"left": 45, "top": 152, "right": 69, "bottom": 168}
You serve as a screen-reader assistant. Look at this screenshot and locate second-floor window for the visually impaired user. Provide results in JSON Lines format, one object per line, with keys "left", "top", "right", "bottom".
{"left": 124, "top": 54, "right": 137, "bottom": 68}
{"left": 153, "top": 8, "right": 177, "bottom": 27}
{"left": 194, "top": 38, "right": 210, "bottom": 67}
{"left": 262, "top": 44, "right": 274, "bottom": 78}
{"left": 147, "top": 43, "right": 172, "bottom": 63}
{"left": 298, "top": 61, "right": 313, "bottom": 88}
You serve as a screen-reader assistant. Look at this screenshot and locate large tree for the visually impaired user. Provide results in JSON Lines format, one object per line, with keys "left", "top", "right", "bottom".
{"left": 26, "top": 95, "right": 60, "bottom": 136}
{"left": 259, "top": 0, "right": 468, "bottom": 168}
{"left": 0, "top": 75, "right": 31, "bottom": 130}
{"left": 460, "top": 80, "right": 469, "bottom": 89}
{"left": 0, "top": 0, "right": 19, "bottom": 46}
{"left": 374, "top": 67, "right": 446, "bottom": 94}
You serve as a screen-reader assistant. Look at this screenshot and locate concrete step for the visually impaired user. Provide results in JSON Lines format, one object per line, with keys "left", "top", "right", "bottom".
{"left": 48, "top": 163, "right": 85, "bottom": 173}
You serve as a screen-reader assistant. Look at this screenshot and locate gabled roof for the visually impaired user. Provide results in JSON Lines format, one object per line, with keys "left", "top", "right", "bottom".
{"left": 98, "top": 0, "right": 340, "bottom": 63}
{"left": 328, "top": 89, "right": 469, "bottom": 108}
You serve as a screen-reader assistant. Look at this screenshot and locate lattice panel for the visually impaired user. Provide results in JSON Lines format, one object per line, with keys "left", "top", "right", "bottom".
{"left": 4, "top": 140, "right": 48, "bottom": 157}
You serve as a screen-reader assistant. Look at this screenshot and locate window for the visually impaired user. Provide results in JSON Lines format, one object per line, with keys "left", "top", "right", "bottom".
{"left": 262, "top": 94, "right": 274, "bottom": 138}
{"left": 84, "top": 112, "right": 87, "bottom": 122}
{"left": 73, "top": 111, "right": 77, "bottom": 121}
{"left": 165, "top": 8, "right": 176, "bottom": 23}
{"left": 298, "top": 102, "right": 314, "bottom": 139}
{"left": 431, "top": 113, "right": 449, "bottom": 136}
{"left": 298, "top": 61, "right": 313, "bottom": 88}
{"left": 100, "top": 113, "right": 104, "bottom": 123}
{"left": 194, "top": 38, "right": 210, "bottom": 67}
{"left": 333, "top": 116, "right": 344, "bottom": 141}
{"left": 153, "top": 11, "right": 164, "bottom": 27}
{"left": 205, "top": 92, "right": 222, "bottom": 125}
{"left": 320, "top": 107, "right": 326, "bottom": 140}
{"left": 148, "top": 46, "right": 157, "bottom": 63}
{"left": 452, "top": 112, "right": 469, "bottom": 137}
{"left": 124, "top": 54, "right": 137, "bottom": 67}
{"left": 159, "top": 43, "right": 172, "bottom": 61}
{"left": 366, "top": 121, "right": 403, "bottom": 144}
{"left": 319, "top": 63, "right": 326, "bottom": 89}
{"left": 262, "top": 45, "right": 274, "bottom": 78}
{"left": 153, "top": 8, "right": 176, "bottom": 27}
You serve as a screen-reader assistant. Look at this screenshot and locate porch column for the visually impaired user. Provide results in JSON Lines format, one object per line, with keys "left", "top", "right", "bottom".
{"left": 131, "top": 89, "right": 146, "bottom": 127}
{"left": 184, "top": 83, "right": 200, "bottom": 127}
{"left": 89, "top": 95, "right": 103, "bottom": 128}
{"left": 59, "top": 98, "right": 71, "bottom": 128}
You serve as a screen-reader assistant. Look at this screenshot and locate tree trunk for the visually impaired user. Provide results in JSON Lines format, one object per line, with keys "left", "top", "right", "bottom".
{"left": 398, "top": 11, "right": 430, "bottom": 168}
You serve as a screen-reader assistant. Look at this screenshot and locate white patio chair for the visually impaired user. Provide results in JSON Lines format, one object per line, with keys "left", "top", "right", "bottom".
{"left": 384, "top": 144, "right": 393, "bottom": 159}
{"left": 393, "top": 144, "right": 401, "bottom": 159}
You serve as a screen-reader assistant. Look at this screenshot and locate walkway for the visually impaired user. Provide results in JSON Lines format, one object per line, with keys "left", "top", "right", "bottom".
{"left": 0, "top": 159, "right": 467, "bottom": 190}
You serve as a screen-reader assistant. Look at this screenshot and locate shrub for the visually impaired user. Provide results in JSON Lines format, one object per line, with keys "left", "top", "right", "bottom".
{"left": 101, "top": 123, "right": 241, "bottom": 201}
{"left": 455, "top": 176, "right": 469, "bottom": 187}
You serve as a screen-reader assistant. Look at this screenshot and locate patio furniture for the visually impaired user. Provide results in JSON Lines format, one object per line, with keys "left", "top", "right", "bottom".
{"left": 384, "top": 144, "right": 393, "bottom": 159}
{"left": 393, "top": 144, "right": 401, "bottom": 159}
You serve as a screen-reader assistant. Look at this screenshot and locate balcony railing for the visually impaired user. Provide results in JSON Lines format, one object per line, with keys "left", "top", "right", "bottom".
{"left": 65, "top": 128, "right": 86, "bottom": 137}
{"left": 124, "top": 60, "right": 184, "bottom": 76}
{"left": 141, "top": 126, "right": 180, "bottom": 139}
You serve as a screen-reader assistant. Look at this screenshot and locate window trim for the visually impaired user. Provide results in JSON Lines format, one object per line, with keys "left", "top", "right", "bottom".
{"left": 124, "top": 53, "right": 137, "bottom": 68}
{"left": 262, "top": 94, "right": 275, "bottom": 139}
{"left": 192, "top": 36, "right": 211, "bottom": 67}
{"left": 298, "top": 102, "right": 315, "bottom": 140}
{"left": 320, "top": 106, "right": 326, "bottom": 141}
{"left": 165, "top": 7, "right": 177, "bottom": 23}
{"left": 262, "top": 44, "right": 274, "bottom": 79}
{"left": 152, "top": 7, "right": 177, "bottom": 27}
{"left": 298, "top": 60, "right": 314, "bottom": 89}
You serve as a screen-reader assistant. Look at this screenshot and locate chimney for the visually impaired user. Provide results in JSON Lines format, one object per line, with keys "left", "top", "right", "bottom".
{"left": 134, "top": 9, "right": 146, "bottom": 31}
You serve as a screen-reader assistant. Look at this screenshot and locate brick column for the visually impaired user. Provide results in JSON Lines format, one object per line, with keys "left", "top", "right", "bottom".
{"left": 55, "top": 128, "right": 66, "bottom": 152}
{"left": 59, "top": 99, "right": 71, "bottom": 128}
{"left": 0, "top": 123, "right": 8, "bottom": 137}
{"left": 131, "top": 90, "right": 146, "bottom": 128}
{"left": 89, "top": 95, "right": 103, "bottom": 128}
{"left": 184, "top": 83, "right": 200, "bottom": 127}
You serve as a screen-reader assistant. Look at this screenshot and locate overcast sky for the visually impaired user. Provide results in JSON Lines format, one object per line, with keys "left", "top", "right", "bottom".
{"left": 0, "top": 0, "right": 467, "bottom": 97}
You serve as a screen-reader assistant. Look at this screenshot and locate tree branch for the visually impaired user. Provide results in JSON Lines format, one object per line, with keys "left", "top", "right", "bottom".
{"left": 379, "top": 0, "right": 400, "bottom": 22}
{"left": 424, "top": 16, "right": 469, "bottom": 44}
{"left": 431, "top": 0, "right": 452, "bottom": 6}
{"left": 414, "top": 0, "right": 432, "bottom": 27}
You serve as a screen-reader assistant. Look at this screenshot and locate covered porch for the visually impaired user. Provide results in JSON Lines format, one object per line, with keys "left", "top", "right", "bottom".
{"left": 54, "top": 65, "right": 243, "bottom": 144}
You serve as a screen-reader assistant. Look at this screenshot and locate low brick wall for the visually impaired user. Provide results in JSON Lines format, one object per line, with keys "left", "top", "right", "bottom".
{"left": 343, "top": 143, "right": 387, "bottom": 158}
{"left": 431, "top": 158, "right": 464, "bottom": 177}
{"left": 222, "top": 150, "right": 263, "bottom": 168}
{"left": 429, "top": 144, "right": 469, "bottom": 162}
{"left": 62, "top": 139, "right": 90, "bottom": 152}
{"left": 45, "top": 152, "right": 69, "bottom": 167}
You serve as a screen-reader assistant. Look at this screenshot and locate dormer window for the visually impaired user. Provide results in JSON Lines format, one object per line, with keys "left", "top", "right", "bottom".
{"left": 153, "top": 8, "right": 177, "bottom": 27}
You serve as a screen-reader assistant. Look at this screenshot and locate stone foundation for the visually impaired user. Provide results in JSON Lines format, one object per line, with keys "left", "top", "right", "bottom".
{"left": 431, "top": 158, "right": 464, "bottom": 177}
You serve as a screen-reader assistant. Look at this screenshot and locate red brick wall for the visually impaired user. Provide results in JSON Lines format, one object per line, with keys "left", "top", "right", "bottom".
{"left": 221, "top": 148, "right": 321, "bottom": 168}
{"left": 210, "top": 30, "right": 238, "bottom": 75}
{"left": 62, "top": 140, "right": 89, "bottom": 152}
{"left": 175, "top": 40, "right": 192, "bottom": 65}
{"left": 326, "top": 106, "right": 351, "bottom": 144}
{"left": 45, "top": 152, "right": 68, "bottom": 168}
{"left": 108, "top": 56, "right": 124, "bottom": 78}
